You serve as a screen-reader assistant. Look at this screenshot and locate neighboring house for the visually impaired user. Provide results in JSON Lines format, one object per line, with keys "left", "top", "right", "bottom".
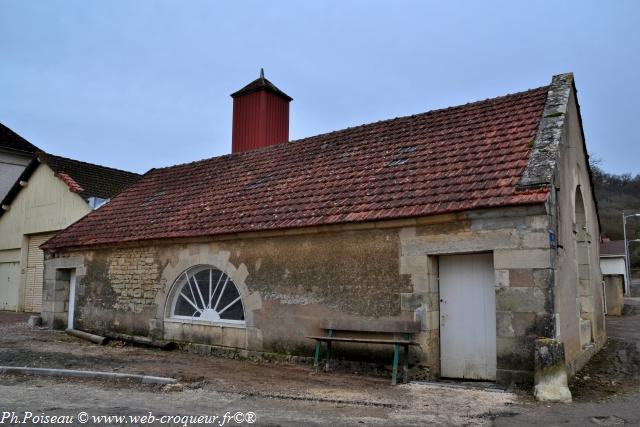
{"left": 42, "top": 72, "right": 603, "bottom": 391}
{"left": 600, "top": 239, "right": 627, "bottom": 315}
{"left": 0, "top": 151, "right": 141, "bottom": 312}
{"left": 599, "top": 240, "right": 629, "bottom": 290}
{"left": 0, "top": 123, "right": 39, "bottom": 201}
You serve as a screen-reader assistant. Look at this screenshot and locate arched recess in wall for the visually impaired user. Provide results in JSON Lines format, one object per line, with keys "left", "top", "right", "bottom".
{"left": 165, "top": 265, "right": 245, "bottom": 324}
{"left": 575, "top": 186, "right": 594, "bottom": 348}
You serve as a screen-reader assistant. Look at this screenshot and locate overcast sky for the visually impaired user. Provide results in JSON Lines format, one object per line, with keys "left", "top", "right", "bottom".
{"left": 1, "top": 1, "right": 638, "bottom": 175}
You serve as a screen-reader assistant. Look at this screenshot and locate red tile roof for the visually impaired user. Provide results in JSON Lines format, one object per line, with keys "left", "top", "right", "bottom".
{"left": 44, "top": 85, "right": 551, "bottom": 250}
{"left": 41, "top": 153, "right": 142, "bottom": 200}
{"left": 600, "top": 240, "right": 626, "bottom": 256}
{"left": 1, "top": 152, "right": 142, "bottom": 219}
{"left": 55, "top": 172, "right": 84, "bottom": 194}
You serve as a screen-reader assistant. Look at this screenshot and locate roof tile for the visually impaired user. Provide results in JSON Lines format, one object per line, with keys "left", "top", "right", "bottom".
{"left": 44, "top": 85, "right": 551, "bottom": 250}
{"left": 0, "top": 123, "right": 39, "bottom": 154}
{"left": 41, "top": 153, "right": 141, "bottom": 200}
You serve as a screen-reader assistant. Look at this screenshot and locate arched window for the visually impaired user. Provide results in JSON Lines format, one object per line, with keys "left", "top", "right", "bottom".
{"left": 169, "top": 265, "right": 245, "bottom": 324}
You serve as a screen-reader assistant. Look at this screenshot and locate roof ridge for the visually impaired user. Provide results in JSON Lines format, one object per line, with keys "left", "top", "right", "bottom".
{"left": 41, "top": 152, "right": 142, "bottom": 176}
{"left": 152, "top": 83, "right": 550, "bottom": 171}
{"left": 0, "top": 122, "right": 40, "bottom": 154}
{"left": 289, "top": 84, "right": 550, "bottom": 146}
{"left": 43, "top": 75, "right": 554, "bottom": 251}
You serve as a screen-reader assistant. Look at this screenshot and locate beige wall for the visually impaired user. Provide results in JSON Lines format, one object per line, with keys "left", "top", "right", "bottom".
{"left": 0, "top": 164, "right": 91, "bottom": 251}
{"left": 552, "top": 88, "right": 605, "bottom": 374}
{"left": 0, "top": 163, "right": 91, "bottom": 311}
{"left": 600, "top": 257, "right": 628, "bottom": 287}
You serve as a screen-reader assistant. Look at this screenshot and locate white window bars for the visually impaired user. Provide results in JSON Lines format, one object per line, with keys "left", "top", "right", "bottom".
{"left": 170, "top": 266, "right": 245, "bottom": 324}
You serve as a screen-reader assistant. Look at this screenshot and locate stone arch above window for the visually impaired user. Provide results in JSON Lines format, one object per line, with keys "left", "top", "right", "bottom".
{"left": 574, "top": 186, "right": 593, "bottom": 347}
{"left": 168, "top": 265, "right": 245, "bottom": 324}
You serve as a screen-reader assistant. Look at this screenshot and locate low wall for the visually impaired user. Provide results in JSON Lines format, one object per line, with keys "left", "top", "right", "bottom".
{"left": 604, "top": 275, "right": 624, "bottom": 316}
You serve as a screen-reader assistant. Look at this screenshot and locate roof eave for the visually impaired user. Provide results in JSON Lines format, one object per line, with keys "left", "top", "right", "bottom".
{"left": 0, "top": 146, "right": 38, "bottom": 157}
{"left": 0, "top": 157, "right": 41, "bottom": 218}
{"left": 518, "top": 73, "right": 573, "bottom": 190}
{"left": 517, "top": 72, "right": 601, "bottom": 234}
{"left": 42, "top": 199, "right": 549, "bottom": 252}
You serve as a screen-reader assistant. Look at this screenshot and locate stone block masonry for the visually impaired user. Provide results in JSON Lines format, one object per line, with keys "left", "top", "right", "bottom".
{"left": 43, "top": 204, "right": 564, "bottom": 387}
{"left": 106, "top": 248, "right": 161, "bottom": 313}
{"left": 398, "top": 205, "right": 554, "bottom": 385}
{"left": 46, "top": 227, "right": 415, "bottom": 358}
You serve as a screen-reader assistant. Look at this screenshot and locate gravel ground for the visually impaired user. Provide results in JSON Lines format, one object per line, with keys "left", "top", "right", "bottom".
{"left": 0, "top": 312, "right": 519, "bottom": 426}
{"left": 1, "top": 301, "right": 639, "bottom": 426}
{"left": 0, "top": 374, "right": 520, "bottom": 426}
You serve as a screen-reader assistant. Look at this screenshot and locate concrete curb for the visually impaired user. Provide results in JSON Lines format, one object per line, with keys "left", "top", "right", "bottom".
{"left": 0, "top": 366, "right": 177, "bottom": 385}
{"left": 247, "top": 391, "right": 406, "bottom": 408}
{"left": 409, "top": 381, "right": 510, "bottom": 394}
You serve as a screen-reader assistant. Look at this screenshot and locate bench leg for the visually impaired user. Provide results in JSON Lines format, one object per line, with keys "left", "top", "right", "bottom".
{"left": 391, "top": 344, "right": 399, "bottom": 385}
{"left": 325, "top": 341, "right": 332, "bottom": 372}
{"left": 403, "top": 344, "right": 409, "bottom": 384}
{"left": 313, "top": 341, "right": 321, "bottom": 373}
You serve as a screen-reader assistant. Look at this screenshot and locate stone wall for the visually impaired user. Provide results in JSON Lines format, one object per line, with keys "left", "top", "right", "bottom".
{"left": 603, "top": 275, "right": 624, "bottom": 316}
{"left": 42, "top": 255, "right": 85, "bottom": 329}
{"left": 46, "top": 227, "right": 415, "bottom": 358}
{"left": 45, "top": 203, "right": 559, "bottom": 386}
{"left": 397, "top": 205, "right": 553, "bottom": 384}
{"left": 106, "top": 248, "right": 161, "bottom": 313}
{"left": 551, "top": 86, "right": 606, "bottom": 376}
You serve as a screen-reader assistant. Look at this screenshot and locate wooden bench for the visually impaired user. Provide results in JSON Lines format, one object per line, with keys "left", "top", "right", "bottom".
{"left": 307, "top": 319, "right": 421, "bottom": 385}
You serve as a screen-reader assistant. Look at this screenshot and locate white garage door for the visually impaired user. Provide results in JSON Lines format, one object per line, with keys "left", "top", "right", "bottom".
{"left": 24, "top": 233, "right": 57, "bottom": 313}
{"left": 439, "top": 253, "right": 496, "bottom": 380}
{"left": 0, "top": 262, "right": 20, "bottom": 311}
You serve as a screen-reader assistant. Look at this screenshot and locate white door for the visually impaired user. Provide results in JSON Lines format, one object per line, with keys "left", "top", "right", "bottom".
{"left": 0, "top": 262, "right": 20, "bottom": 311}
{"left": 67, "top": 270, "right": 76, "bottom": 329}
{"left": 439, "top": 253, "right": 496, "bottom": 380}
{"left": 24, "top": 233, "right": 57, "bottom": 313}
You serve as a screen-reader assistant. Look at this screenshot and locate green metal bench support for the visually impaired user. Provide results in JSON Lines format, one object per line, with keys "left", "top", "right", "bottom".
{"left": 308, "top": 321, "right": 420, "bottom": 385}
{"left": 391, "top": 343, "right": 400, "bottom": 385}
{"left": 313, "top": 340, "right": 322, "bottom": 372}
{"left": 325, "top": 328, "right": 334, "bottom": 372}
{"left": 402, "top": 344, "right": 409, "bottom": 384}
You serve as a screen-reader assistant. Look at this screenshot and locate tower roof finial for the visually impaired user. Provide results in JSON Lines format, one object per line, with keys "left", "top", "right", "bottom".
{"left": 260, "top": 67, "right": 264, "bottom": 79}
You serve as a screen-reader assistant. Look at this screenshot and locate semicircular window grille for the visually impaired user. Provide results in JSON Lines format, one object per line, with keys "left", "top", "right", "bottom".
{"left": 169, "top": 266, "right": 245, "bottom": 324}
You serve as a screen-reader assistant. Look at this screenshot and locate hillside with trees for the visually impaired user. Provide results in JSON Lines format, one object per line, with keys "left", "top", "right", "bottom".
{"left": 590, "top": 163, "right": 640, "bottom": 275}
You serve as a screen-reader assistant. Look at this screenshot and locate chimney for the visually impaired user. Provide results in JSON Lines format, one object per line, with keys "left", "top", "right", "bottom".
{"left": 231, "top": 69, "right": 292, "bottom": 153}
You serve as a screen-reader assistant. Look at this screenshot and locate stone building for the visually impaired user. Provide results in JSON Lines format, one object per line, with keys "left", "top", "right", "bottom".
{"left": 42, "top": 72, "right": 604, "bottom": 389}
{"left": 600, "top": 240, "right": 627, "bottom": 315}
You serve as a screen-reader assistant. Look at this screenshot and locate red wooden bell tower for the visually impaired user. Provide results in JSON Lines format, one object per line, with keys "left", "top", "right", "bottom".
{"left": 231, "top": 69, "right": 292, "bottom": 154}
